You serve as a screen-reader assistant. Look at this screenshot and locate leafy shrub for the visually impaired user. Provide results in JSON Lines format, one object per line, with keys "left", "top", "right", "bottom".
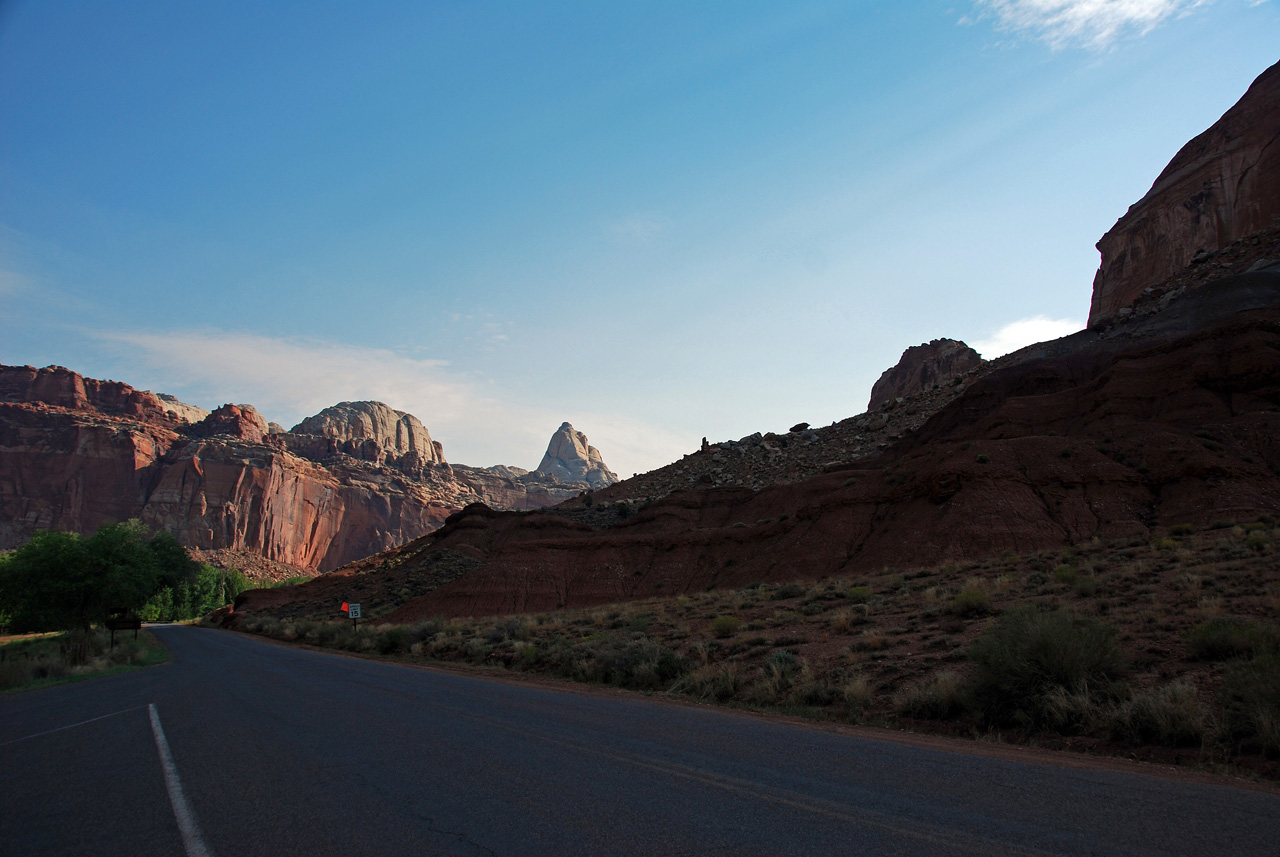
{"left": 1053, "top": 565, "right": 1077, "bottom": 584}
{"left": 711, "top": 616, "right": 742, "bottom": 638}
{"left": 1221, "top": 653, "right": 1280, "bottom": 756}
{"left": 1187, "top": 617, "right": 1280, "bottom": 661}
{"left": 894, "top": 670, "right": 966, "bottom": 719}
{"left": 1111, "top": 680, "right": 1205, "bottom": 747}
{"left": 968, "top": 606, "right": 1127, "bottom": 728}
{"left": 1169, "top": 524, "right": 1195, "bottom": 537}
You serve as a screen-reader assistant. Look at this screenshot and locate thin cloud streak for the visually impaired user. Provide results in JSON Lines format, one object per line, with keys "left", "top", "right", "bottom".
{"left": 92, "top": 328, "right": 688, "bottom": 477}
{"left": 973, "top": 315, "right": 1084, "bottom": 358}
{"left": 975, "top": 0, "right": 1205, "bottom": 48}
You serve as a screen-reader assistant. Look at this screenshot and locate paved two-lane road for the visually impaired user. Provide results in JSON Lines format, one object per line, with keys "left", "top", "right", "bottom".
{"left": 2, "top": 626, "right": 1277, "bottom": 856}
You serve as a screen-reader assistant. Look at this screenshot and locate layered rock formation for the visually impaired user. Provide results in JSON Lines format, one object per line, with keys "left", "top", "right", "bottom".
{"left": 1090, "top": 59, "right": 1280, "bottom": 325}
{"left": 867, "top": 339, "right": 984, "bottom": 411}
{"left": 535, "top": 422, "right": 618, "bottom": 487}
{"left": 0, "top": 366, "right": 617, "bottom": 573}
{"left": 237, "top": 272, "right": 1280, "bottom": 621}
{"left": 156, "top": 394, "right": 209, "bottom": 424}
{"left": 292, "top": 401, "right": 445, "bottom": 464}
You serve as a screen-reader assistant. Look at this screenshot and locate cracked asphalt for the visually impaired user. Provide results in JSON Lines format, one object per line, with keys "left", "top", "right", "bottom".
{"left": 2, "top": 626, "right": 1278, "bottom": 856}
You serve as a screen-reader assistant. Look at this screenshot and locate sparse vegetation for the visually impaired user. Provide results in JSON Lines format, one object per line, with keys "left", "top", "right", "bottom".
{"left": 0, "top": 628, "right": 168, "bottom": 692}
{"left": 227, "top": 524, "right": 1280, "bottom": 778}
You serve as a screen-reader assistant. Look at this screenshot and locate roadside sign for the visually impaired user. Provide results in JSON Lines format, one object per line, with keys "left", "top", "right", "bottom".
{"left": 348, "top": 603, "right": 361, "bottom": 619}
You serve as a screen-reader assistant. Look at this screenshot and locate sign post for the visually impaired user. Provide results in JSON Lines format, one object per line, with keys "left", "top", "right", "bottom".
{"left": 347, "top": 603, "right": 361, "bottom": 630}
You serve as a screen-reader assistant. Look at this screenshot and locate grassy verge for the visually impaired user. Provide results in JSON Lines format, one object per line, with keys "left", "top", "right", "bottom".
{"left": 0, "top": 628, "right": 170, "bottom": 693}
{"left": 223, "top": 520, "right": 1280, "bottom": 779}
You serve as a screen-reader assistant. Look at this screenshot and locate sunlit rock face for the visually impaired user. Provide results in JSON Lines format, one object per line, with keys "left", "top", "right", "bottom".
{"left": 535, "top": 422, "right": 619, "bottom": 487}
{"left": 291, "top": 401, "right": 446, "bottom": 464}
{"left": 0, "top": 366, "right": 588, "bottom": 571}
{"left": 1089, "top": 60, "right": 1280, "bottom": 326}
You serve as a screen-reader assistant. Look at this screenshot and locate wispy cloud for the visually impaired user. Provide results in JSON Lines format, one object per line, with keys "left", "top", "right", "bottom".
{"left": 608, "top": 214, "right": 667, "bottom": 245}
{"left": 92, "top": 328, "right": 688, "bottom": 477}
{"left": 973, "top": 0, "right": 1206, "bottom": 48}
{"left": 973, "top": 315, "right": 1083, "bottom": 357}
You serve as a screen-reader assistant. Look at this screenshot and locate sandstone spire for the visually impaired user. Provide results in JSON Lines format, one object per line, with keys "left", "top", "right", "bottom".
{"left": 535, "top": 422, "right": 618, "bottom": 487}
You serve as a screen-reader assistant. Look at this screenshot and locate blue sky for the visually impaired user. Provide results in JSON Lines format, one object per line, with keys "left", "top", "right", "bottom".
{"left": 2, "top": 1, "right": 1277, "bottom": 477}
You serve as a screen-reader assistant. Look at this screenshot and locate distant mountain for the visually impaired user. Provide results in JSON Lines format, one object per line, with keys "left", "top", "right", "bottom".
{"left": 0, "top": 365, "right": 617, "bottom": 575}
{"left": 534, "top": 422, "right": 619, "bottom": 487}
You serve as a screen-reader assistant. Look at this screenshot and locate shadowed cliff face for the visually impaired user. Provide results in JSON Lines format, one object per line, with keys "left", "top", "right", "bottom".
{"left": 0, "top": 367, "right": 600, "bottom": 572}
{"left": 868, "top": 339, "right": 984, "bottom": 411}
{"left": 340, "top": 290, "right": 1280, "bottom": 620}
{"left": 1090, "top": 59, "right": 1280, "bottom": 325}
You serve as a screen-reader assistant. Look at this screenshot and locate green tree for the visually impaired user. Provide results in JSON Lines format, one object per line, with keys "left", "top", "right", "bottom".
{"left": 0, "top": 521, "right": 164, "bottom": 632}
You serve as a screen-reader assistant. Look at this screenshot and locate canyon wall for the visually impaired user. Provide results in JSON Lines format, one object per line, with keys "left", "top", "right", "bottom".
{"left": 0, "top": 365, "right": 616, "bottom": 573}
{"left": 1090, "top": 60, "right": 1280, "bottom": 325}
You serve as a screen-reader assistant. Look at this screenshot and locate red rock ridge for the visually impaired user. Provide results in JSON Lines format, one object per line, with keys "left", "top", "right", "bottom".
{"left": 359, "top": 282, "right": 1280, "bottom": 621}
{"left": 1089, "top": 59, "right": 1280, "bottom": 325}
{"left": 868, "top": 339, "right": 983, "bottom": 411}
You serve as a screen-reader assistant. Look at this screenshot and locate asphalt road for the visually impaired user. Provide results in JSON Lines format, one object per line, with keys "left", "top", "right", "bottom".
{"left": 2, "top": 627, "right": 1277, "bottom": 857}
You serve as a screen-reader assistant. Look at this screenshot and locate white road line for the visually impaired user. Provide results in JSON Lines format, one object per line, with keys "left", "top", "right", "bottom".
{"left": 148, "top": 703, "right": 214, "bottom": 857}
{"left": 0, "top": 705, "right": 147, "bottom": 747}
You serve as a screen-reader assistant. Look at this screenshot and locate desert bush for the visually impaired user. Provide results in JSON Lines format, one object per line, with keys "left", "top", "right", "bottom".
{"left": 711, "top": 616, "right": 742, "bottom": 638}
{"left": 842, "top": 676, "right": 873, "bottom": 716}
{"left": 561, "top": 635, "right": 686, "bottom": 690}
{"left": 950, "top": 587, "right": 991, "bottom": 617}
{"left": 846, "top": 586, "right": 872, "bottom": 604}
{"left": 671, "top": 662, "right": 742, "bottom": 702}
{"left": 894, "top": 670, "right": 965, "bottom": 719}
{"left": 792, "top": 677, "right": 839, "bottom": 706}
{"left": 828, "top": 607, "right": 866, "bottom": 634}
{"left": 1111, "top": 680, "right": 1205, "bottom": 747}
{"left": 408, "top": 618, "right": 445, "bottom": 644}
{"left": 772, "top": 584, "right": 806, "bottom": 600}
{"left": 1221, "top": 653, "right": 1280, "bottom": 756}
{"left": 968, "top": 606, "right": 1127, "bottom": 728}
{"left": 1187, "top": 617, "right": 1280, "bottom": 661}
{"left": 1169, "top": 524, "right": 1195, "bottom": 537}
{"left": 377, "top": 626, "right": 410, "bottom": 655}
{"left": 1053, "top": 565, "right": 1077, "bottom": 584}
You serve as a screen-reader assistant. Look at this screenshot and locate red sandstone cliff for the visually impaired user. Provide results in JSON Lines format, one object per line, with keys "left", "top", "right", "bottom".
{"left": 1089, "top": 59, "right": 1280, "bottom": 325}
{"left": 0, "top": 365, "right": 615, "bottom": 573}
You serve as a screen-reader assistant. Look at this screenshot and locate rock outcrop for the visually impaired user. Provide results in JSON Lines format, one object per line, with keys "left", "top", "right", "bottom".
{"left": 156, "top": 394, "right": 209, "bottom": 424}
{"left": 1089, "top": 59, "right": 1280, "bottom": 325}
{"left": 291, "top": 401, "right": 445, "bottom": 464}
{"left": 868, "top": 339, "right": 983, "bottom": 411}
{"left": 0, "top": 367, "right": 611, "bottom": 573}
{"left": 535, "top": 422, "right": 618, "bottom": 487}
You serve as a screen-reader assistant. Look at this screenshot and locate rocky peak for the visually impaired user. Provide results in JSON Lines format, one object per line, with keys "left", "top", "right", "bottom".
{"left": 1089, "top": 59, "right": 1280, "bottom": 326}
{"left": 191, "top": 403, "right": 270, "bottom": 443}
{"left": 535, "top": 422, "right": 618, "bottom": 487}
{"left": 156, "top": 393, "right": 210, "bottom": 424}
{"left": 290, "top": 401, "right": 445, "bottom": 464}
{"left": 868, "top": 339, "right": 983, "bottom": 411}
